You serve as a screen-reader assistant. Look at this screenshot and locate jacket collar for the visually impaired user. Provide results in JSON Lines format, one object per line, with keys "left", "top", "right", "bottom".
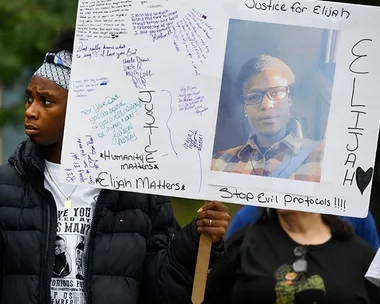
{"left": 237, "top": 131, "right": 303, "bottom": 159}
{"left": 8, "top": 139, "right": 46, "bottom": 179}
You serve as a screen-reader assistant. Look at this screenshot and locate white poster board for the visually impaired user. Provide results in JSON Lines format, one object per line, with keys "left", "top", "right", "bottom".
{"left": 61, "top": 0, "right": 380, "bottom": 217}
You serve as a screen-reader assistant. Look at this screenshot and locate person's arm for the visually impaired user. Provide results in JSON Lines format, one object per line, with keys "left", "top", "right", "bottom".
{"left": 366, "top": 277, "right": 380, "bottom": 303}
{"left": 138, "top": 196, "right": 226, "bottom": 304}
{"left": 365, "top": 248, "right": 380, "bottom": 302}
{"left": 362, "top": 246, "right": 380, "bottom": 303}
{"left": 203, "top": 228, "right": 245, "bottom": 304}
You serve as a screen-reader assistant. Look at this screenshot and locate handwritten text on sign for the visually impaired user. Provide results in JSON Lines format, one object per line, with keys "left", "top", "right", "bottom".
{"left": 244, "top": 0, "right": 350, "bottom": 19}
{"left": 220, "top": 188, "right": 346, "bottom": 211}
{"left": 61, "top": 0, "right": 380, "bottom": 218}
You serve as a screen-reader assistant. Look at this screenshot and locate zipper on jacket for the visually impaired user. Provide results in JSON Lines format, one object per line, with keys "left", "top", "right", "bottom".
{"left": 30, "top": 162, "right": 57, "bottom": 304}
{"left": 83, "top": 189, "right": 105, "bottom": 304}
{"left": 42, "top": 200, "right": 51, "bottom": 304}
{"left": 38, "top": 183, "right": 57, "bottom": 304}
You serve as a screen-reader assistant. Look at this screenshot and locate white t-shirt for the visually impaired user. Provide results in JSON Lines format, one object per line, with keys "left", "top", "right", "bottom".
{"left": 44, "top": 160, "right": 100, "bottom": 304}
{"left": 365, "top": 248, "right": 380, "bottom": 287}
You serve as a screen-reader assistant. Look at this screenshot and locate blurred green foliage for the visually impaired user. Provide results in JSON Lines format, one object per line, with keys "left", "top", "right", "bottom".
{"left": 0, "top": 0, "right": 78, "bottom": 128}
{"left": 0, "top": 101, "right": 24, "bottom": 128}
{"left": 0, "top": 0, "right": 77, "bottom": 84}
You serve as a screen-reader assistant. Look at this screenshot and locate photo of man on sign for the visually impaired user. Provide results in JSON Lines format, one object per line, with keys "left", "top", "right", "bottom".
{"left": 211, "top": 20, "right": 339, "bottom": 182}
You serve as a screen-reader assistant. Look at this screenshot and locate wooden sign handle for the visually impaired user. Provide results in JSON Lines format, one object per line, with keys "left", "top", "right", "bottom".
{"left": 191, "top": 233, "right": 213, "bottom": 304}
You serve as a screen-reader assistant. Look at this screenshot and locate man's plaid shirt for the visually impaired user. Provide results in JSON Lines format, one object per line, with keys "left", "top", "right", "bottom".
{"left": 211, "top": 132, "right": 324, "bottom": 182}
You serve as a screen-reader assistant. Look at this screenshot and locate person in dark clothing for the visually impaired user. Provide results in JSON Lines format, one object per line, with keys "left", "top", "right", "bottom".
{"left": 0, "top": 27, "right": 231, "bottom": 304}
{"left": 370, "top": 133, "right": 380, "bottom": 235}
{"left": 204, "top": 209, "right": 380, "bottom": 304}
{"left": 225, "top": 205, "right": 379, "bottom": 250}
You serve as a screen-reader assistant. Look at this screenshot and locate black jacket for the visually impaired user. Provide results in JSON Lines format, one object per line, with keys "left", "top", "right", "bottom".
{"left": 0, "top": 140, "right": 223, "bottom": 304}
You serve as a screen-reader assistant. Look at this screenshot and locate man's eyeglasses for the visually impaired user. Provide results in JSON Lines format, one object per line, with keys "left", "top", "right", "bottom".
{"left": 292, "top": 245, "right": 307, "bottom": 273}
{"left": 242, "top": 86, "right": 289, "bottom": 106}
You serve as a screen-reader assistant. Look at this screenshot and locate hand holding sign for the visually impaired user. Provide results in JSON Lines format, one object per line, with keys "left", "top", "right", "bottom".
{"left": 196, "top": 201, "right": 231, "bottom": 242}
{"left": 192, "top": 201, "right": 230, "bottom": 304}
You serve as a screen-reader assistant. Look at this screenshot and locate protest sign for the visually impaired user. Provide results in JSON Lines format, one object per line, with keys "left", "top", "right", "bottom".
{"left": 61, "top": 0, "right": 380, "bottom": 218}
